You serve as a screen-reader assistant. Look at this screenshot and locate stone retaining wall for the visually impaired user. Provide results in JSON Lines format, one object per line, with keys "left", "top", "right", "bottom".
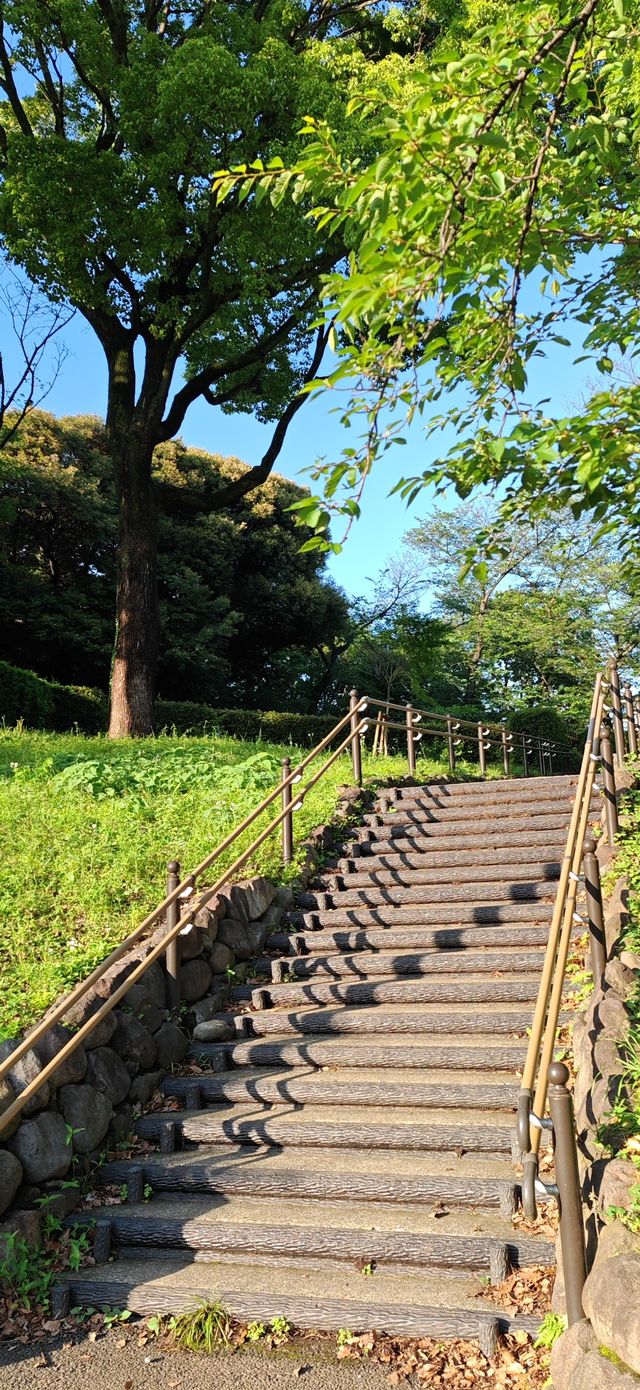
{"left": 0, "top": 782, "right": 367, "bottom": 1246}
{"left": 551, "top": 770, "right": 640, "bottom": 1387}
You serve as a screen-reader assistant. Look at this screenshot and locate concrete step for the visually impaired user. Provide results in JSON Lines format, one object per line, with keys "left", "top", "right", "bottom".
{"left": 162, "top": 1065, "right": 518, "bottom": 1111}
{"left": 353, "top": 813, "right": 571, "bottom": 843}
{"left": 336, "top": 841, "right": 566, "bottom": 871}
{"left": 71, "top": 1193, "right": 551, "bottom": 1276}
{"left": 134, "top": 1100, "right": 526, "bottom": 1156}
{"left": 298, "top": 880, "right": 557, "bottom": 909}
{"left": 346, "top": 827, "right": 572, "bottom": 856}
{"left": 268, "top": 947, "right": 546, "bottom": 982}
{"left": 58, "top": 1256, "right": 534, "bottom": 1349}
{"left": 364, "top": 797, "right": 573, "bottom": 827}
{"left": 288, "top": 901, "right": 554, "bottom": 931}
{"left": 251, "top": 972, "right": 542, "bottom": 1010}
{"left": 194, "top": 1032, "right": 529, "bottom": 1073}
{"left": 318, "top": 860, "right": 562, "bottom": 890}
{"left": 101, "top": 1144, "right": 520, "bottom": 1214}
{"left": 271, "top": 925, "right": 562, "bottom": 956}
{"left": 240, "top": 1000, "right": 547, "bottom": 1037}
{"left": 377, "top": 775, "right": 578, "bottom": 802}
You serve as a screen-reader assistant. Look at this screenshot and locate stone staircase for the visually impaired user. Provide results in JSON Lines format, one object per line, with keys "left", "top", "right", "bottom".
{"left": 60, "top": 773, "right": 585, "bottom": 1354}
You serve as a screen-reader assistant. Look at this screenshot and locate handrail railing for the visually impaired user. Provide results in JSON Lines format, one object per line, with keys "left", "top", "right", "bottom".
{"left": 0, "top": 687, "right": 571, "bottom": 1137}
{"left": 515, "top": 656, "right": 638, "bottom": 1327}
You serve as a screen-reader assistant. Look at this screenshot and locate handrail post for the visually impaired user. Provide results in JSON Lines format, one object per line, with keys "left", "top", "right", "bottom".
{"left": 446, "top": 716, "right": 456, "bottom": 773}
{"left": 583, "top": 835, "right": 606, "bottom": 982}
{"left": 538, "top": 739, "right": 544, "bottom": 775}
{"left": 477, "top": 721, "right": 486, "bottom": 778}
{"left": 165, "top": 860, "right": 181, "bottom": 1011}
{"left": 501, "top": 727, "right": 510, "bottom": 778}
{"left": 609, "top": 660, "right": 625, "bottom": 765}
{"left": 548, "top": 1062, "right": 588, "bottom": 1327}
{"left": 600, "top": 719, "right": 619, "bottom": 843}
{"left": 624, "top": 685, "right": 638, "bottom": 756}
{"left": 349, "top": 690, "right": 363, "bottom": 787}
{"left": 406, "top": 704, "right": 416, "bottom": 776}
{"left": 281, "top": 757, "right": 293, "bottom": 865}
{"left": 522, "top": 735, "right": 529, "bottom": 778}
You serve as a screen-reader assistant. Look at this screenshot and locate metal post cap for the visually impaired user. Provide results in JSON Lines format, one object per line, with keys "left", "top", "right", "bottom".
{"left": 282, "top": 755, "right": 291, "bottom": 767}
{"left": 548, "top": 1061, "right": 570, "bottom": 1087}
{"left": 167, "top": 859, "right": 180, "bottom": 873}
{"left": 582, "top": 834, "right": 597, "bottom": 856}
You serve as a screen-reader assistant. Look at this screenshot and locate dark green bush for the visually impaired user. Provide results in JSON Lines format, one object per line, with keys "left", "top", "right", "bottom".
{"left": 155, "top": 700, "right": 337, "bottom": 744}
{"left": 0, "top": 661, "right": 107, "bottom": 733}
{"left": 0, "top": 664, "right": 339, "bottom": 744}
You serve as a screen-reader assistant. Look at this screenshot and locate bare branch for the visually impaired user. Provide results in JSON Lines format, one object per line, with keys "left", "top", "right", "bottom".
{"left": 0, "top": 264, "right": 73, "bottom": 445}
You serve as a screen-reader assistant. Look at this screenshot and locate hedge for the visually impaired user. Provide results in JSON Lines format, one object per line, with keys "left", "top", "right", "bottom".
{"left": 0, "top": 661, "right": 108, "bottom": 733}
{"left": 0, "top": 662, "right": 338, "bottom": 744}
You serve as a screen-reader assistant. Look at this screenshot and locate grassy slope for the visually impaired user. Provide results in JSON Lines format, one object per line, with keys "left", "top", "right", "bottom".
{"left": 0, "top": 727, "right": 497, "bottom": 1040}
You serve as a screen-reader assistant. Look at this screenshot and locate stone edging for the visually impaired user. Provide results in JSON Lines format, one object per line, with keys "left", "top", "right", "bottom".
{"left": 551, "top": 769, "right": 640, "bottom": 1388}
{"left": 0, "top": 781, "right": 370, "bottom": 1250}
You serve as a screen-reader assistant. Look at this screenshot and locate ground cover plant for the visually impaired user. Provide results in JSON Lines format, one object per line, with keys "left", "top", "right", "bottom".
{"left": 599, "top": 786, "right": 640, "bottom": 1175}
{"left": 0, "top": 726, "right": 494, "bottom": 1039}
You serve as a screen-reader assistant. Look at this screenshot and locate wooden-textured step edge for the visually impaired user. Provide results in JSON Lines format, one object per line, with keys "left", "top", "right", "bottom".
{"left": 240, "top": 1004, "right": 541, "bottom": 1037}
{"left": 297, "top": 881, "right": 557, "bottom": 909}
{"left": 56, "top": 1265, "right": 510, "bottom": 1354}
{"left": 100, "top": 1153, "right": 519, "bottom": 1216}
{"left": 288, "top": 902, "right": 554, "bottom": 931}
{"left": 353, "top": 813, "right": 571, "bottom": 842}
{"left": 363, "top": 798, "right": 572, "bottom": 827}
{"left": 318, "top": 861, "right": 562, "bottom": 890}
{"left": 378, "top": 775, "right": 578, "bottom": 801}
{"left": 251, "top": 974, "right": 542, "bottom": 1010}
{"left": 162, "top": 1070, "right": 518, "bottom": 1111}
{"left": 194, "top": 1035, "right": 528, "bottom": 1072}
{"left": 71, "top": 1204, "right": 551, "bottom": 1277}
{"left": 336, "top": 843, "right": 566, "bottom": 871}
{"left": 267, "top": 948, "right": 546, "bottom": 982}
{"left": 135, "top": 1107, "right": 516, "bottom": 1154}
{"left": 270, "top": 925, "right": 566, "bottom": 956}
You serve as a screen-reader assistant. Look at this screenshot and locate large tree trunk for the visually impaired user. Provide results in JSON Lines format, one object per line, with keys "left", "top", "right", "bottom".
{"left": 108, "top": 430, "right": 159, "bottom": 738}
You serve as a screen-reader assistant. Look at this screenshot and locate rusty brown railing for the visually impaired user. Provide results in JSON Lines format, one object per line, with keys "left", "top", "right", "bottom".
{"left": 0, "top": 689, "right": 570, "bottom": 1137}
{"left": 516, "top": 657, "right": 637, "bottom": 1326}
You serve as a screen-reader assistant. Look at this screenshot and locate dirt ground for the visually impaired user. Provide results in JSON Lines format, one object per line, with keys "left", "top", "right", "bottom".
{"left": 0, "top": 1326, "right": 397, "bottom": 1390}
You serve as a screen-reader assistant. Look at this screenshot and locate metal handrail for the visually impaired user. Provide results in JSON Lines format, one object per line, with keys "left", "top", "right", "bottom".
{"left": 0, "top": 683, "right": 572, "bottom": 1136}
{"left": 365, "top": 694, "right": 571, "bottom": 753}
{"left": 516, "top": 670, "right": 606, "bottom": 1174}
{"left": 0, "top": 714, "right": 369, "bottom": 1135}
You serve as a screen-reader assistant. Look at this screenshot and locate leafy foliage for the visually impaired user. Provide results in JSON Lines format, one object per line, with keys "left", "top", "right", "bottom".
{"left": 231, "top": 1, "right": 640, "bottom": 557}
{"left": 0, "top": 412, "right": 350, "bottom": 706}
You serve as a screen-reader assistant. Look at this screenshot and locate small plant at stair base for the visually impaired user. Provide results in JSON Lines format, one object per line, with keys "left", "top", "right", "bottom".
{"left": 337, "top": 1328, "right": 358, "bottom": 1347}
{"left": 0, "top": 1213, "right": 92, "bottom": 1315}
{"left": 534, "top": 1312, "right": 567, "bottom": 1349}
{"left": 606, "top": 1179, "right": 640, "bottom": 1234}
{"left": 270, "top": 1315, "right": 291, "bottom": 1343}
{"left": 360, "top": 1262, "right": 375, "bottom": 1276}
{"left": 171, "top": 1300, "right": 233, "bottom": 1353}
{"left": 246, "top": 1321, "right": 266, "bottom": 1342}
{"left": 102, "top": 1306, "right": 133, "bottom": 1329}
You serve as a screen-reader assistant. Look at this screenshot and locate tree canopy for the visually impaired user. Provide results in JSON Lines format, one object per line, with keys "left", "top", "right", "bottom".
{"left": 0, "top": 411, "right": 350, "bottom": 708}
{"left": 229, "top": 0, "right": 640, "bottom": 560}
{"left": 0, "top": 0, "right": 464, "bottom": 734}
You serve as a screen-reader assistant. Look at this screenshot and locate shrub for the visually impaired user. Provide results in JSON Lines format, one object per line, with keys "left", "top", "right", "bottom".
{"left": 154, "top": 701, "right": 337, "bottom": 744}
{"left": 0, "top": 661, "right": 107, "bottom": 733}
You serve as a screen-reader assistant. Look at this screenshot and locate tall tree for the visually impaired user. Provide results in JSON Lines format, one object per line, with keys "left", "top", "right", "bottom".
{"left": 0, "top": 411, "right": 350, "bottom": 704}
{"left": 0, "top": 1, "right": 455, "bottom": 735}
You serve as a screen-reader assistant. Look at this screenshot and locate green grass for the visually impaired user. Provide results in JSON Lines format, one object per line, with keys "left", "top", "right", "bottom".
{"left": 0, "top": 726, "right": 501, "bottom": 1039}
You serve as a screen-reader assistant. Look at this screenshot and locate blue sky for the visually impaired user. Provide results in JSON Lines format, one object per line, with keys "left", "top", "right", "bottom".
{"left": 1, "top": 294, "right": 595, "bottom": 601}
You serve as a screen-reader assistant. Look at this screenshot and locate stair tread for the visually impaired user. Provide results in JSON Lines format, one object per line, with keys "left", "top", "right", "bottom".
{"left": 94, "top": 1194, "right": 542, "bottom": 1248}
{"left": 103, "top": 1142, "right": 518, "bottom": 1183}
{"left": 138, "top": 1100, "right": 518, "bottom": 1128}
{"left": 183, "top": 1063, "right": 519, "bottom": 1086}
{"left": 62, "top": 1256, "right": 534, "bottom": 1328}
